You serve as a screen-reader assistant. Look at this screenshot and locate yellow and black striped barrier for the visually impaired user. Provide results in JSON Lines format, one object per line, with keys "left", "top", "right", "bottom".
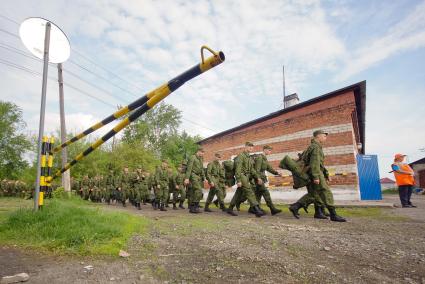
{"left": 50, "top": 46, "right": 224, "bottom": 155}
{"left": 46, "top": 137, "right": 55, "bottom": 197}
{"left": 38, "top": 136, "right": 48, "bottom": 207}
{"left": 50, "top": 95, "right": 152, "bottom": 154}
{"left": 51, "top": 46, "right": 225, "bottom": 180}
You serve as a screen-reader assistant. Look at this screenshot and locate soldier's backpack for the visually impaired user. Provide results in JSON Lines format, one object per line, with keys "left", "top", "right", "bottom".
{"left": 223, "top": 159, "right": 236, "bottom": 186}
{"left": 279, "top": 150, "right": 310, "bottom": 189}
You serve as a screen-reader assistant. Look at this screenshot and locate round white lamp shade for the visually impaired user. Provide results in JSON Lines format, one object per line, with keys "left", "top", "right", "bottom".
{"left": 19, "top": 17, "right": 70, "bottom": 63}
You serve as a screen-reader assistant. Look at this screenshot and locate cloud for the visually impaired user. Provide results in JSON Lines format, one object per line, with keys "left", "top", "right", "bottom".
{"left": 335, "top": 1, "right": 425, "bottom": 81}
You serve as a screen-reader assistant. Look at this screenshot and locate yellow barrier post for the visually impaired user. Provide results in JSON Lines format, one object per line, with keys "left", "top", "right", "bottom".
{"left": 38, "top": 136, "right": 48, "bottom": 208}
{"left": 46, "top": 137, "right": 55, "bottom": 197}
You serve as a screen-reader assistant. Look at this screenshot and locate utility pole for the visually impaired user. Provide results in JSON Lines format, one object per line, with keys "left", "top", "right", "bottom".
{"left": 33, "top": 22, "right": 51, "bottom": 210}
{"left": 57, "top": 63, "right": 71, "bottom": 192}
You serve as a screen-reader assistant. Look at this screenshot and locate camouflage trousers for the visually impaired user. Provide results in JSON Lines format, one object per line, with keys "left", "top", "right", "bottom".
{"left": 297, "top": 175, "right": 335, "bottom": 210}
{"left": 229, "top": 175, "right": 258, "bottom": 208}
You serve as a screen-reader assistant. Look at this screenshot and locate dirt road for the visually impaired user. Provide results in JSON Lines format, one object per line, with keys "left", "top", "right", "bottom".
{"left": 1, "top": 195, "right": 425, "bottom": 284}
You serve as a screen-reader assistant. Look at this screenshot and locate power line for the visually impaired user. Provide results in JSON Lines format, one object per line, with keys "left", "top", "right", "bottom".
{"left": 0, "top": 42, "right": 134, "bottom": 104}
{"left": 71, "top": 48, "right": 145, "bottom": 92}
{"left": 0, "top": 58, "right": 116, "bottom": 108}
{"left": 0, "top": 14, "right": 19, "bottom": 25}
{"left": 0, "top": 19, "right": 218, "bottom": 133}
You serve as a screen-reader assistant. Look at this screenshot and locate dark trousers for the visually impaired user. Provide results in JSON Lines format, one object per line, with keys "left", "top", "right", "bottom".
{"left": 398, "top": 185, "right": 413, "bottom": 206}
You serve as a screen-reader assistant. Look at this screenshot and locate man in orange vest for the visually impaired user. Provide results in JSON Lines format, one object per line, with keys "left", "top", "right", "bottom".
{"left": 392, "top": 154, "right": 416, "bottom": 208}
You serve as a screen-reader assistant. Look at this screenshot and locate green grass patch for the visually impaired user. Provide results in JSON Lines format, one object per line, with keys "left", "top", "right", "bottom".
{"left": 382, "top": 188, "right": 398, "bottom": 194}
{"left": 0, "top": 197, "right": 150, "bottom": 256}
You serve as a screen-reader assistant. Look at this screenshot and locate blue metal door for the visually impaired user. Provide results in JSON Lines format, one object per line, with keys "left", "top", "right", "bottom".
{"left": 357, "top": 154, "right": 382, "bottom": 200}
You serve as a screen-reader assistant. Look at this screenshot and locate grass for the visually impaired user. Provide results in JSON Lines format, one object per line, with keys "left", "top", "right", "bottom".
{"left": 0, "top": 196, "right": 150, "bottom": 256}
{"left": 382, "top": 188, "right": 398, "bottom": 195}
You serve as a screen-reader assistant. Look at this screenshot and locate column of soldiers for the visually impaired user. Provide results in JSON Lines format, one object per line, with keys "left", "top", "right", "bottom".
{"left": 0, "top": 179, "right": 31, "bottom": 198}
{"left": 67, "top": 130, "right": 346, "bottom": 222}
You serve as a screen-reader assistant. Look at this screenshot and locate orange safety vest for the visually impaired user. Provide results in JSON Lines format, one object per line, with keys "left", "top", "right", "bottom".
{"left": 392, "top": 163, "right": 415, "bottom": 186}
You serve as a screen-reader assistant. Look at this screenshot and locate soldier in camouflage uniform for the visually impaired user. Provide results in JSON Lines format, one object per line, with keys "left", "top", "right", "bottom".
{"left": 167, "top": 168, "right": 178, "bottom": 210}
{"left": 0, "top": 179, "right": 5, "bottom": 197}
{"left": 253, "top": 145, "right": 282, "bottom": 215}
{"left": 154, "top": 160, "right": 170, "bottom": 211}
{"left": 139, "top": 171, "right": 150, "bottom": 204}
{"left": 133, "top": 168, "right": 147, "bottom": 210}
{"left": 184, "top": 148, "right": 207, "bottom": 213}
{"left": 105, "top": 169, "right": 116, "bottom": 204}
{"left": 205, "top": 153, "right": 227, "bottom": 212}
{"left": 289, "top": 130, "right": 346, "bottom": 222}
{"left": 118, "top": 166, "right": 132, "bottom": 207}
{"left": 226, "top": 142, "right": 265, "bottom": 217}
{"left": 173, "top": 164, "right": 186, "bottom": 209}
{"left": 81, "top": 175, "right": 90, "bottom": 200}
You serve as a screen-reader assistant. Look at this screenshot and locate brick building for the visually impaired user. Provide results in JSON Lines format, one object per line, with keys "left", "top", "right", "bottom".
{"left": 198, "top": 81, "right": 366, "bottom": 201}
{"left": 410, "top": 157, "right": 425, "bottom": 189}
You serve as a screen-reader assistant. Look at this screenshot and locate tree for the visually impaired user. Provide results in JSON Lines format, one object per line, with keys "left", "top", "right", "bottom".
{"left": 122, "top": 103, "right": 182, "bottom": 155}
{"left": 161, "top": 132, "right": 203, "bottom": 168}
{"left": 0, "top": 101, "right": 31, "bottom": 179}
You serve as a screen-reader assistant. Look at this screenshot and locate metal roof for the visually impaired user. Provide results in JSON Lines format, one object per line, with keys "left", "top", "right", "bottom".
{"left": 199, "top": 81, "right": 367, "bottom": 154}
{"left": 410, "top": 157, "right": 425, "bottom": 165}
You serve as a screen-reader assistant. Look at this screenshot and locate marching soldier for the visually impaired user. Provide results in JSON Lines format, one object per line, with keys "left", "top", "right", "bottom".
{"left": 253, "top": 145, "right": 282, "bottom": 215}
{"left": 154, "top": 160, "right": 170, "bottom": 211}
{"left": 133, "top": 168, "right": 147, "bottom": 210}
{"left": 105, "top": 169, "right": 116, "bottom": 204}
{"left": 226, "top": 142, "right": 265, "bottom": 217}
{"left": 289, "top": 130, "right": 346, "bottom": 222}
{"left": 184, "top": 147, "right": 207, "bottom": 214}
{"left": 119, "top": 166, "right": 132, "bottom": 207}
{"left": 81, "top": 175, "right": 90, "bottom": 200}
{"left": 140, "top": 170, "right": 151, "bottom": 205}
{"left": 174, "top": 164, "right": 187, "bottom": 209}
{"left": 205, "top": 153, "right": 226, "bottom": 212}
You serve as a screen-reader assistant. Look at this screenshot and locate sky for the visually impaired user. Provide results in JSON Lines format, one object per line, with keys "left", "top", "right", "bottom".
{"left": 0, "top": 0, "right": 424, "bottom": 179}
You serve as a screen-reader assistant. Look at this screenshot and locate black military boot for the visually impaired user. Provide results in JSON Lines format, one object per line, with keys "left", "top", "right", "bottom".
{"left": 269, "top": 205, "right": 282, "bottom": 216}
{"left": 173, "top": 203, "right": 178, "bottom": 210}
{"left": 314, "top": 205, "right": 328, "bottom": 219}
{"left": 179, "top": 200, "right": 185, "bottom": 209}
{"left": 137, "top": 202, "right": 142, "bottom": 210}
{"left": 253, "top": 205, "right": 265, "bottom": 218}
{"left": 322, "top": 206, "right": 330, "bottom": 217}
{"left": 248, "top": 206, "right": 255, "bottom": 214}
{"left": 153, "top": 200, "right": 159, "bottom": 210}
{"left": 160, "top": 203, "right": 167, "bottom": 211}
{"left": 204, "top": 204, "right": 213, "bottom": 212}
{"left": 226, "top": 205, "right": 238, "bottom": 216}
{"left": 289, "top": 202, "right": 302, "bottom": 219}
{"left": 213, "top": 199, "right": 219, "bottom": 208}
{"left": 122, "top": 200, "right": 126, "bottom": 207}
{"left": 329, "top": 208, "right": 346, "bottom": 222}
{"left": 190, "top": 203, "right": 200, "bottom": 214}
{"left": 219, "top": 202, "right": 227, "bottom": 212}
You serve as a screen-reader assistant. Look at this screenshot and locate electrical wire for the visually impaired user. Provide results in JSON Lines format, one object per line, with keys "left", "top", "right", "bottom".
{"left": 0, "top": 19, "right": 218, "bottom": 133}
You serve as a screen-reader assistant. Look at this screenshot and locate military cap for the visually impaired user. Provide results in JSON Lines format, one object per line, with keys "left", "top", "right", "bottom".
{"left": 245, "top": 141, "right": 254, "bottom": 147}
{"left": 313, "top": 130, "right": 329, "bottom": 137}
{"left": 215, "top": 153, "right": 222, "bottom": 158}
{"left": 263, "top": 145, "right": 273, "bottom": 150}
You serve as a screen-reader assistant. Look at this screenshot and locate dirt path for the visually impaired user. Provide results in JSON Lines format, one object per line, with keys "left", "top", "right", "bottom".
{"left": 2, "top": 195, "right": 425, "bottom": 284}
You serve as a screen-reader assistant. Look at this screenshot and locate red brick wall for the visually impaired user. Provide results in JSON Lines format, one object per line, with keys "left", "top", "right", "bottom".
{"left": 200, "top": 91, "right": 360, "bottom": 188}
